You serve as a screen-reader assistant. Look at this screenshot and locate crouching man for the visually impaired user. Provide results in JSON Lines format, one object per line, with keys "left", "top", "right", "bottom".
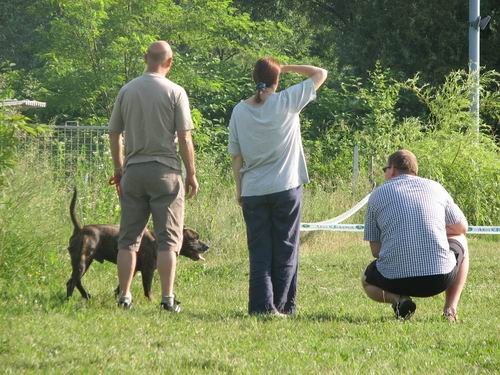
{"left": 362, "top": 149, "right": 469, "bottom": 321}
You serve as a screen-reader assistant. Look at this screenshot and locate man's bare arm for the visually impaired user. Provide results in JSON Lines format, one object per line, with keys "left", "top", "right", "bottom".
{"left": 446, "top": 219, "right": 468, "bottom": 236}
{"left": 109, "top": 131, "right": 124, "bottom": 174}
{"left": 369, "top": 241, "right": 381, "bottom": 258}
{"left": 177, "top": 130, "right": 199, "bottom": 199}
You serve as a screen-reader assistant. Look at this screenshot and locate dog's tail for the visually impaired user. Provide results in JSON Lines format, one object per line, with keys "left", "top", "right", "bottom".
{"left": 70, "top": 187, "right": 83, "bottom": 234}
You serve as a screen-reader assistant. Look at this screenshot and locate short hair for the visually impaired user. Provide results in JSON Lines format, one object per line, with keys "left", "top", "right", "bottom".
{"left": 387, "top": 149, "right": 419, "bottom": 175}
{"left": 253, "top": 57, "right": 280, "bottom": 103}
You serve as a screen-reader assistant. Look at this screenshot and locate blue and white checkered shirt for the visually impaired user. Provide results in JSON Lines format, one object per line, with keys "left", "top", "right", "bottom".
{"left": 364, "top": 174, "right": 466, "bottom": 279}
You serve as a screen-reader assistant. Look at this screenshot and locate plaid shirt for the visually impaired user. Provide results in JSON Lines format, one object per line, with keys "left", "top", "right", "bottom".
{"left": 364, "top": 174, "right": 466, "bottom": 279}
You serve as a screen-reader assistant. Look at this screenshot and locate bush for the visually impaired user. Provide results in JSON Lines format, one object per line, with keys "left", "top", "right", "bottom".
{"left": 0, "top": 106, "right": 44, "bottom": 186}
{"left": 304, "top": 67, "right": 499, "bottom": 224}
{"left": 413, "top": 132, "right": 499, "bottom": 226}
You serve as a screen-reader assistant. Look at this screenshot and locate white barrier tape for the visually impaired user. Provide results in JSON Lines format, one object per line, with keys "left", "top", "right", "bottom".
{"left": 301, "top": 223, "right": 364, "bottom": 232}
{"left": 300, "top": 222, "right": 500, "bottom": 235}
{"left": 467, "top": 226, "right": 500, "bottom": 234}
{"left": 318, "top": 193, "right": 371, "bottom": 224}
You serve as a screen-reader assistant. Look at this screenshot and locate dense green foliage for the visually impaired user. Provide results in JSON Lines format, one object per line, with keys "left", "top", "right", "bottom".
{"left": 0, "top": 104, "right": 43, "bottom": 185}
{"left": 0, "top": 1, "right": 499, "bottom": 221}
{"left": 236, "top": 0, "right": 500, "bottom": 83}
{"left": 303, "top": 67, "right": 500, "bottom": 224}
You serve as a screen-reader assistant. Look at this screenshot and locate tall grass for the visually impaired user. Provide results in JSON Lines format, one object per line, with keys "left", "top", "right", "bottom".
{"left": 0, "top": 151, "right": 498, "bottom": 373}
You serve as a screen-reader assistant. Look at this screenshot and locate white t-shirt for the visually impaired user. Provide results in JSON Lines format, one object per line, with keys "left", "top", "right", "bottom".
{"left": 228, "top": 78, "right": 316, "bottom": 196}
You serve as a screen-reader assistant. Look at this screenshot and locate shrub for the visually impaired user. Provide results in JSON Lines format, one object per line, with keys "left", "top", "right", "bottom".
{"left": 412, "top": 132, "right": 499, "bottom": 226}
{"left": 0, "top": 106, "right": 44, "bottom": 186}
{"left": 303, "top": 67, "right": 499, "bottom": 224}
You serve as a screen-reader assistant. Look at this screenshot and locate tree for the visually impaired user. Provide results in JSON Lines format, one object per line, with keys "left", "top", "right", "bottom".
{"left": 23, "top": 0, "right": 293, "bottom": 127}
{"left": 237, "top": 0, "right": 500, "bottom": 84}
{"left": 0, "top": 0, "right": 52, "bottom": 71}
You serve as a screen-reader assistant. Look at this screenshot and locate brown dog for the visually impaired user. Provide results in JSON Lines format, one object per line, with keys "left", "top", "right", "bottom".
{"left": 66, "top": 188, "right": 209, "bottom": 300}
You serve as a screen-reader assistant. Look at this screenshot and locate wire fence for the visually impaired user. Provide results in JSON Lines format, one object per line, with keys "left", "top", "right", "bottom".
{"left": 17, "top": 124, "right": 112, "bottom": 179}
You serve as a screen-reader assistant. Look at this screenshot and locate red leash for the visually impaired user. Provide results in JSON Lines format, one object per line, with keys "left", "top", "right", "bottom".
{"left": 108, "top": 174, "right": 122, "bottom": 197}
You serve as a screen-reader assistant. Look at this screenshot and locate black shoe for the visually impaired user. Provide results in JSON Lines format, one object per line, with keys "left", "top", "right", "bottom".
{"left": 392, "top": 297, "right": 416, "bottom": 320}
{"left": 160, "top": 297, "right": 181, "bottom": 313}
{"left": 117, "top": 296, "right": 132, "bottom": 310}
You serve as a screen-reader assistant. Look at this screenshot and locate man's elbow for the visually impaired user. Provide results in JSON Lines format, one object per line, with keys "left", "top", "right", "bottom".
{"left": 313, "top": 68, "right": 328, "bottom": 89}
{"left": 369, "top": 241, "right": 381, "bottom": 258}
{"left": 109, "top": 131, "right": 122, "bottom": 145}
{"left": 320, "top": 68, "right": 328, "bottom": 80}
{"left": 446, "top": 220, "right": 468, "bottom": 236}
{"left": 177, "top": 132, "right": 193, "bottom": 146}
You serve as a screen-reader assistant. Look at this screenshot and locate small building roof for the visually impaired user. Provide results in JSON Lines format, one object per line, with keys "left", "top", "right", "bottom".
{"left": 0, "top": 99, "right": 47, "bottom": 109}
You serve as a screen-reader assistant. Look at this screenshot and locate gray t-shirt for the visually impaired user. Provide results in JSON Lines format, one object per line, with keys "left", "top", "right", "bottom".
{"left": 228, "top": 78, "right": 316, "bottom": 196}
{"left": 109, "top": 73, "right": 193, "bottom": 171}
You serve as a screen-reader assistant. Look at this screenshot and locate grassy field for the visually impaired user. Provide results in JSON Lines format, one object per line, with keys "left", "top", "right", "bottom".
{"left": 0, "top": 156, "right": 499, "bottom": 374}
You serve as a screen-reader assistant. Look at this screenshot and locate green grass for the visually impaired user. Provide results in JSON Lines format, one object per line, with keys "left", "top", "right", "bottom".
{"left": 0, "top": 155, "right": 499, "bottom": 374}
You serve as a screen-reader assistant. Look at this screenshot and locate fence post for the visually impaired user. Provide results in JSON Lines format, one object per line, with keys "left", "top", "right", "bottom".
{"left": 352, "top": 144, "right": 359, "bottom": 192}
{"left": 368, "top": 154, "right": 375, "bottom": 189}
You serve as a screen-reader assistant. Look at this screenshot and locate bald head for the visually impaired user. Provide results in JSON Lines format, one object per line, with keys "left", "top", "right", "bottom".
{"left": 145, "top": 41, "right": 173, "bottom": 73}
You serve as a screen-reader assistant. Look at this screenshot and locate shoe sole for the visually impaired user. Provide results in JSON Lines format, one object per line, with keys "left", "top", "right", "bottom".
{"left": 395, "top": 300, "right": 416, "bottom": 320}
{"left": 160, "top": 303, "right": 181, "bottom": 313}
{"left": 117, "top": 302, "right": 132, "bottom": 310}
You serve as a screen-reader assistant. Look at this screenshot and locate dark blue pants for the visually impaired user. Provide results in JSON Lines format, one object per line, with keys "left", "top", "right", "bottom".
{"left": 241, "top": 186, "right": 302, "bottom": 315}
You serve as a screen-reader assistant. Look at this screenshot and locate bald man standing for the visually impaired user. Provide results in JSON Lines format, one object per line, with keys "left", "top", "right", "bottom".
{"left": 109, "top": 41, "right": 198, "bottom": 312}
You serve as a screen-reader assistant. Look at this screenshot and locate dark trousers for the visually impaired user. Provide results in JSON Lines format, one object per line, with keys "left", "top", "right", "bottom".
{"left": 241, "top": 186, "right": 302, "bottom": 315}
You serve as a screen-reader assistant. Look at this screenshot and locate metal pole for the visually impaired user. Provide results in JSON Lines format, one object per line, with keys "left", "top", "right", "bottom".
{"left": 469, "top": 0, "right": 480, "bottom": 133}
{"left": 352, "top": 144, "right": 359, "bottom": 192}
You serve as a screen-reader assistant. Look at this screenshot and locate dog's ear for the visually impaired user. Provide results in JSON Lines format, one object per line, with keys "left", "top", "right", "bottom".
{"left": 183, "top": 228, "right": 197, "bottom": 239}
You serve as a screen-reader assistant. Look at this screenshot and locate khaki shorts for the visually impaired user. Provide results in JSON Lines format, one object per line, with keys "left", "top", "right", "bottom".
{"left": 118, "top": 161, "right": 184, "bottom": 253}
